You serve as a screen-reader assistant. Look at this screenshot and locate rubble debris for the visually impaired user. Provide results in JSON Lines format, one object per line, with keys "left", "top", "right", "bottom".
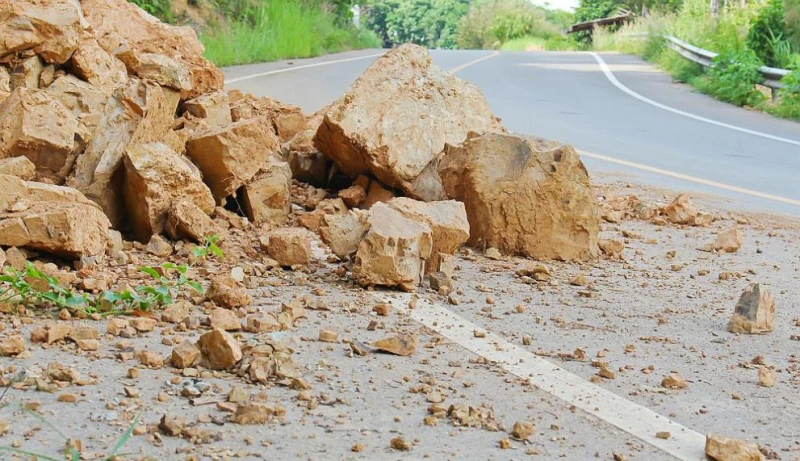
{"left": 0, "top": 335, "right": 25, "bottom": 356}
{"left": 660, "top": 194, "right": 713, "bottom": 226}
{"left": 318, "top": 329, "right": 338, "bottom": 343}
{"left": 314, "top": 44, "right": 501, "bottom": 201}
{"left": 757, "top": 367, "right": 776, "bottom": 387}
{"left": 705, "top": 434, "right": 764, "bottom": 461}
{"left": 353, "top": 203, "right": 433, "bottom": 291}
{"left": 0, "top": 0, "right": 85, "bottom": 64}
{"left": 210, "top": 308, "right": 241, "bottom": 331}
{"left": 159, "top": 414, "right": 186, "bottom": 437}
{"left": 728, "top": 284, "right": 774, "bottom": 334}
{"left": 231, "top": 402, "right": 280, "bottom": 424}
{"left": 439, "top": 132, "right": 599, "bottom": 260}
{"left": 390, "top": 437, "right": 411, "bottom": 451}
{"left": 165, "top": 199, "right": 219, "bottom": 243}
{"left": 510, "top": 421, "right": 535, "bottom": 441}
{"left": 319, "top": 209, "right": 370, "bottom": 258}
{"left": 661, "top": 374, "right": 688, "bottom": 390}
{"left": 240, "top": 156, "right": 292, "bottom": 225}
{"left": 266, "top": 227, "right": 312, "bottom": 267}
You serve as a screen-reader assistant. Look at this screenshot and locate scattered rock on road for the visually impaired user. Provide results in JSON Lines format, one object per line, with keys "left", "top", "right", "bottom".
{"left": 713, "top": 227, "right": 743, "bottom": 253}
{"left": 728, "top": 284, "right": 775, "bottom": 334}
{"left": 705, "top": 434, "right": 764, "bottom": 461}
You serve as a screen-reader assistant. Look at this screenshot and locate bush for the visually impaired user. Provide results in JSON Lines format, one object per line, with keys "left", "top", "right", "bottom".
{"left": 456, "top": 0, "right": 561, "bottom": 49}
{"left": 695, "top": 49, "right": 766, "bottom": 106}
{"left": 202, "top": 0, "right": 381, "bottom": 66}
{"left": 363, "top": 0, "right": 469, "bottom": 49}
{"left": 127, "top": 0, "right": 173, "bottom": 22}
{"left": 768, "top": 69, "right": 800, "bottom": 119}
{"left": 747, "top": 0, "right": 787, "bottom": 67}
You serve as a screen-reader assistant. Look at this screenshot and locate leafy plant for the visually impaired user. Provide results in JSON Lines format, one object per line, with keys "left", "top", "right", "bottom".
{"left": 0, "top": 235, "right": 223, "bottom": 315}
{"left": 127, "top": 0, "right": 173, "bottom": 22}
{"left": 0, "top": 406, "right": 140, "bottom": 461}
{"left": 767, "top": 68, "right": 800, "bottom": 119}
{"left": 696, "top": 49, "right": 767, "bottom": 106}
{"left": 748, "top": 0, "right": 788, "bottom": 67}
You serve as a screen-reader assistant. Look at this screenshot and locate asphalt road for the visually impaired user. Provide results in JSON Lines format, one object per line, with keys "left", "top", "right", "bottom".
{"left": 223, "top": 49, "right": 800, "bottom": 216}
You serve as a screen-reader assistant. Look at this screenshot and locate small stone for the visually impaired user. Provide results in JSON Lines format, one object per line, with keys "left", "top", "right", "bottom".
{"left": 197, "top": 329, "right": 242, "bottom": 370}
{"left": 570, "top": 273, "right": 588, "bottom": 286}
{"left": 47, "top": 323, "right": 72, "bottom": 344}
{"left": 159, "top": 414, "right": 186, "bottom": 437}
{"left": 390, "top": 437, "right": 411, "bottom": 451}
{"left": 228, "top": 386, "right": 249, "bottom": 404}
{"left": 510, "top": 421, "right": 534, "bottom": 441}
{"left": 485, "top": 248, "right": 502, "bottom": 260}
{"left": 372, "top": 303, "right": 391, "bottom": 316}
{"left": 0, "top": 335, "right": 25, "bottom": 355}
{"left": 244, "top": 315, "right": 281, "bottom": 333}
{"left": 350, "top": 341, "right": 372, "bottom": 356}
{"left": 661, "top": 374, "right": 688, "bottom": 390}
{"left": 161, "top": 302, "right": 191, "bottom": 323}
{"left": 728, "top": 284, "right": 775, "bottom": 334}
{"left": 59, "top": 309, "right": 71, "bottom": 320}
{"left": 207, "top": 275, "right": 251, "bottom": 309}
{"left": 76, "top": 339, "right": 99, "bottom": 351}
{"left": 757, "top": 367, "right": 776, "bottom": 387}
{"left": 598, "top": 364, "right": 616, "bottom": 380}
{"left": 705, "top": 434, "right": 763, "bottom": 461}
{"left": 267, "top": 228, "right": 312, "bottom": 267}
{"left": 656, "top": 431, "right": 671, "bottom": 439}
{"left": 373, "top": 334, "right": 417, "bottom": 356}
{"left": 137, "top": 350, "right": 164, "bottom": 368}
{"left": 473, "top": 329, "right": 487, "bottom": 338}
{"left": 351, "top": 443, "right": 365, "bottom": 452}
{"left": 429, "top": 271, "right": 453, "bottom": 295}
{"left": 498, "top": 439, "right": 511, "bottom": 449}
{"left": 713, "top": 227, "right": 743, "bottom": 253}
{"left": 157, "top": 392, "right": 169, "bottom": 402}
{"left": 146, "top": 235, "right": 173, "bottom": 256}
{"left": 599, "top": 239, "right": 625, "bottom": 258}
{"left": 171, "top": 341, "right": 201, "bottom": 369}
{"left": 127, "top": 368, "right": 139, "bottom": 379}
{"left": 124, "top": 386, "right": 139, "bottom": 398}
{"left": 522, "top": 335, "right": 532, "bottom": 346}
{"left": 318, "top": 329, "right": 338, "bottom": 343}
{"left": 210, "top": 308, "right": 241, "bottom": 331}
{"left": 423, "top": 416, "right": 438, "bottom": 426}
{"left": 230, "top": 266, "right": 245, "bottom": 282}
{"left": 515, "top": 262, "right": 551, "bottom": 280}
{"left": 57, "top": 393, "right": 78, "bottom": 403}
{"left": 131, "top": 318, "right": 156, "bottom": 332}
{"left": 107, "top": 319, "right": 130, "bottom": 336}
{"left": 231, "top": 402, "right": 275, "bottom": 424}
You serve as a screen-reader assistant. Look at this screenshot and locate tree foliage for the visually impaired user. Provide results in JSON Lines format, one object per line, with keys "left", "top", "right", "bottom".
{"left": 747, "top": 0, "right": 787, "bottom": 66}
{"left": 456, "top": 0, "right": 561, "bottom": 49}
{"left": 363, "top": 0, "right": 469, "bottom": 49}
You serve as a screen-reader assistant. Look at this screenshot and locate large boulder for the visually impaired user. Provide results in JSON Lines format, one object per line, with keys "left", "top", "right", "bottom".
{"left": 8, "top": 56, "right": 45, "bottom": 90}
{"left": 240, "top": 156, "right": 292, "bottom": 225}
{"left": 0, "top": 174, "right": 110, "bottom": 258}
{"left": 0, "top": 157, "right": 36, "bottom": 180}
{"left": 314, "top": 44, "right": 502, "bottom": 201}
{"left": 387, "top": 198, "right": 469, "bottom": 271}
{"left": 47, "top": 75, "right": 110, "bottom": 143}
{"left": 0, "top": 0, "right": 86, "bottom": 64}
{"left": 68, "top": 78, "right": 180, "bottom": 228}
{"left": 319, "top": 209, "right": 371, "bottom": 258}
{"left": 165, "top": 199, "right": 220, "bottom": 243}
{"left": 439, "top": 132, "right": 600, "bottom": 261}
{"left": 81, "top": 0, "right": 223, "bottom": 98}
{"left": 229, "top": 90, "right": 306, "bottom": 143}
{"left": 183, "top": 91, "right": 232, "bottom": 130}
{"left": 0, "top": 88, "right": 79, "bottom": 183}
{"left": 186, "top": 119, "right": 279, "bottom": 202}
{"left": 122, "top": 142, "right": 215, "bottom": 242}
{"left": 69, "top": 37, "right": 128, "bottom": 89}
{"left": 353, "top": 203, "right": 433, "bottom": 291}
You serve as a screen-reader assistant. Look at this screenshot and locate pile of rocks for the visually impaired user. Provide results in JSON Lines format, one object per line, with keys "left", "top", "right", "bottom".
{"left": 0, "top": 0, "right": 602, "bottom": 293}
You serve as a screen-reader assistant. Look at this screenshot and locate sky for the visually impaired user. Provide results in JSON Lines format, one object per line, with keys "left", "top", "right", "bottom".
{"left": 528, "top": 0, "right": 580, "bottom": 11}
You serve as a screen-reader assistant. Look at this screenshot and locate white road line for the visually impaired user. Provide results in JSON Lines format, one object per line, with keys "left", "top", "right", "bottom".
{"left": 223, "top": 53, "right": 385, "bottom": 85}
{"left": 449, "top": 51, "right": 500, "bottom": 74}
{"left": 377, "top": 293, "right": 707, "bottom": 460}
{"left": 578, "top": 149, "right": 800, "bottom": 207}
{"left": 588, "top": 52, "right": 800, "bottom": 147}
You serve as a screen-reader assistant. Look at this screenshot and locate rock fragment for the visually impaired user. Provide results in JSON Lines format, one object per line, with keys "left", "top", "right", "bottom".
{"left": 231, "top": 402, "right": 277, "bottom": 424}
{"left": 165, "top": 199, "right": 219, "bottom": 243}
{"left": 757, "top": 367, "right": 776, "bottom": 388}
{"left": 171, "top": 341, "right": 201, "bottom": 369}
{"left": 713, "top": 227, "right": 743, "bottom": 253}
{"left": 727, "top": 284, "right": 774, "bottom": 334}
{"left": 240, "top": 156, "right": 292, "bottom": 225}
{"left": 661, "top": 374, "right": 688, "bottom": 390}
{"left": 197, "top": 329, "right": 242, "bottom": 370}
{"left": 319, "top": 209, "right": 370, "bottom": 258}
{"left": 373, "top": 334, "right": 417, "bottom": 356}
{"left": 0, "top": 335, "right": 25, "bottom": 356}
{"left": 705, "top": 434, "right": 764, "bottom": 461}
{"left": 207, "top": 275, "right": 251, "bottom": 309}
{"left": 267, "top": 228, "right": 312, "bottom": 267}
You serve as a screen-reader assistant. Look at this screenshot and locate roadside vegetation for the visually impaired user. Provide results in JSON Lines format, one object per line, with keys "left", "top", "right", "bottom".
{"left": 126, "top": 0, "right": 381, "bottom": 66}
{"left": 362, "top": 0, "right": 579, "bottom": 51}
{"left": 583, "top": 0, "right": 800, "bottom": 120}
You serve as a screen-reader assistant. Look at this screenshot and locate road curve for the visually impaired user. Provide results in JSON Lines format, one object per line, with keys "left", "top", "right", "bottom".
{"left": 223, "top": 49, "right": 800, "bottom": 216}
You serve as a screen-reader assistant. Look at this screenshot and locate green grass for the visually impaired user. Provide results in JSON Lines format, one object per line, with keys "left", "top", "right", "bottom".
{"left": 201, "top": 0, "right": 381, "bottom": 66}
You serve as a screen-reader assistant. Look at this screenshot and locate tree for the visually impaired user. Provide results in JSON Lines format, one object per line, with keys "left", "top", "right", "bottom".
{"left": 362, "top": 0, "right": 470, "bottom": 49}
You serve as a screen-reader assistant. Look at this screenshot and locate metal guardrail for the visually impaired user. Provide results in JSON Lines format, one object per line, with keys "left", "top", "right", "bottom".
{"left": 566, "top": 14, "right": 633, "bottom": 34}
{"left": 663, "top": 35, "right": 790, "bottom": 90}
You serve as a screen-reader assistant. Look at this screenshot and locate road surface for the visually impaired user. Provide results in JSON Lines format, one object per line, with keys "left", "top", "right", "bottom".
{"left": 224, "top": 49, "right": 800, "bottom": 216}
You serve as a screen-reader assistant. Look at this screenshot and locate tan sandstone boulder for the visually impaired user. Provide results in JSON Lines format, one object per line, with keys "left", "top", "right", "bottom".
{"left": 81, "top": 0, "right": 223, "bottom": 98}
{"left": 353, "top": 203, "right": 433, "bottom": 291}
{"left": 728, "top": 284, "right": 775, "bottom": 334}
{"left": 319, "top": 209, "right": 371, "bottom": 258}
{"left": 267, "top": 228, "right": 312, "bottom": 267}
{"left": 439, "top": 132, "right": 599, "bottom": 261}
{"left": 68, "top": 78, "right": 180, "bottom": 228}
{"left": 229, "top": 90, "right": 306, "bottom": 143}
{"left": 46, "top": 75, "right": 111, "bottom": 143}
{"left": 0, "top": 157, "right": 36, "bottom": 180}
{"left": 134, "top": 53, "right": 193, "bottom": 92}
{"left": 0, "top": 0, "right": 86, "bottom": 64}
{"left": 186, "top": 119, "right": 279, "bottom": 202}
{"left": 122, "top": 142, "right": 215, "bottom": 242}
{"left": 8, "top": 56, "right": 45, "bottom": 90}
{"left": 705, "top": 434, "right": 764, "bottom": 461}
{"left": 387, "top": 197, "right": 469, "bottom": 271}
{"left": 314, "top": 44, "right": 502, "bottom": 201}
{"left": 165, "top": 199, "right": 220, "bottom": 243}
{"left": 69, "top": 37, "right": 128, "bottom": 89}
{"left": 0, "top": 88, "right": 79, "bottom": 183}
{"left": 240, "top": 156, "right": 292, "bottom": 225}
{"left": 183, "top": 91, "right": 232, "bottom": 130}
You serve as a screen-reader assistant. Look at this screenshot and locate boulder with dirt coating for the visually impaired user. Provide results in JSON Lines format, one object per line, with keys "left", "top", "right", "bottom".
{"left": 0, "top": 88, "right": 79, "bottom": 183}
{"left": 0, "top": 157, "right": 36, "bottom": 180}
{"left": 69, "top": 37, "right": 128, "bottom": 89}
{"left": 387, "top": 197, "right": 469, "bottom": 271}
{"left": 186, "top": 119, "right": 279, "bottom": 202}
{"left": 135, "top": 53, "right": 192, "bottom": 92}
{"left": 46, "top": 75, "right": 110, "bottom": 142}
{"left": 0, "top": 0, "right": 86, "bottom": 64}
{"left": 69, "top": 79, "right": 180, "bottom": 228}
{"left": 81, "top": 0, "right": 223, "bottom": 98}
{"left": 122, "top": 142, "right": 215, "bottom": 242}
{"left": 319, "top": 209, "right": 371, "bottom": 258}
{"left": 314, "top": 44, "right": 502, "bottom": 201}
{"left": 728, "top": 284, "right": 774, "bottom": 334}
{"left": 240, "top": 156, "right": 292, "bottom": 225}
{"left": 439, "top": 132, "right": 600, "bottom": 261}
{"left": 353, "top": 203, "right": 433, "bottom": 291}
